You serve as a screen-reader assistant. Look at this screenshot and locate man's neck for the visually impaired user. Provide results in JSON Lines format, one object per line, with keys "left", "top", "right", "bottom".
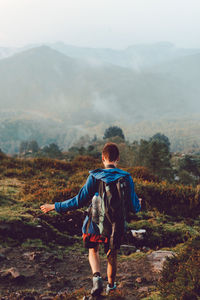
{"left": 104, "top": 161, "right": 117, "bottom": 168}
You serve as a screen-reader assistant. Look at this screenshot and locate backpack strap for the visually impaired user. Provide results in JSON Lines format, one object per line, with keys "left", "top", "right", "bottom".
{"left": 116, "top": 177, "right": 127, "bottom": 218}
{"left": 86, "top": 205, "right": 92, "bottom": 234}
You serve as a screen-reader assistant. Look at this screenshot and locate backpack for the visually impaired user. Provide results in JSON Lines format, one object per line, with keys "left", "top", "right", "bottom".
{"left": 84, "top": 176, "right": 129, "bottom": 250}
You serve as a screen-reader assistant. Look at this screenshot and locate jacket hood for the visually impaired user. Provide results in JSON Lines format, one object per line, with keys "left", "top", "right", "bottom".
{"left": 89, "top": 168, "right": 130, "bottom": 183}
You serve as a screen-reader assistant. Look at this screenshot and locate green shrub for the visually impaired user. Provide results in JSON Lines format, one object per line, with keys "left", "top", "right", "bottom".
{"left": 159, "top": 236, "right": 200, "bottom": 300}
{"left": 134, "top": 179, "right": 198, "bottom": 217}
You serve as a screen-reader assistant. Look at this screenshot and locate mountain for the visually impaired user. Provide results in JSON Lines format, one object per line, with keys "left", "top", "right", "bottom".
{"left": 0, "top": 45, "right": 200, "bottom": 153}
{"left": 1, "top": 45, "right": 200, "bottom": 121}
{"left": 1, "top": 42, "right": 200, "bottom": 69}
{"left": 0, "top": 47, "right": 20, "bottom": 60}
{"left": 48, "top": 41, "right": 200, "bottom": 70}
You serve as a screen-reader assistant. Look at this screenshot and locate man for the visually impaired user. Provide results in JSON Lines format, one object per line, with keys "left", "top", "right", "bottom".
{"left": 41, "top": 142, "right": 141, "bottom": 297}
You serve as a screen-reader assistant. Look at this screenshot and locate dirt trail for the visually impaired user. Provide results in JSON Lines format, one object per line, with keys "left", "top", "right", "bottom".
{"left": 0, "top": 246, "right": 159, "bottom": 300}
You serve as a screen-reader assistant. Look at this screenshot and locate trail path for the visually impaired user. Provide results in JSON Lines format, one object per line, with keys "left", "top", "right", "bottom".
{"left": 0, "top": 246, "right": 159, "bottom": 300}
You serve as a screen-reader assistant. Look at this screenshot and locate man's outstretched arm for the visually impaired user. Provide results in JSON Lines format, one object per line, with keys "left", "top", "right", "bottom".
{"left": 40, "top": 174, "right": 97, "bottom": 214}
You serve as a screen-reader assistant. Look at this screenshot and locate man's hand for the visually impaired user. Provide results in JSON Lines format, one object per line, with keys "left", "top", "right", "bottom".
{"left": 139, "top": 198, "right": 142, "bottom": 206}
{"left": 40, "top": 204, "right": 55, "bottom": 213}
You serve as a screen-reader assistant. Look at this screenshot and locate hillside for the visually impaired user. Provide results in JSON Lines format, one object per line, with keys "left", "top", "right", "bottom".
{"left": 0, "top": 155, "right": 199, "bottom": 299}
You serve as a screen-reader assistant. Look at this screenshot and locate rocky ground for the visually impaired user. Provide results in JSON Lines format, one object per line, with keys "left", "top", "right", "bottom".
{"left": 0, "top": 242, "right": 172, "bottom": 300}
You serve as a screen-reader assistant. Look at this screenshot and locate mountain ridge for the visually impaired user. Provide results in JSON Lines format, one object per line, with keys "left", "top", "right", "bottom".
{"left": 0, "top": 44, "right": 199, "bottom": 153}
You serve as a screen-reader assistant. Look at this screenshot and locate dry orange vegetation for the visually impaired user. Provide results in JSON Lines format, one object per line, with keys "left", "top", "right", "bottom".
{"left": 0, "top": 154, "right": 200, "bottom": 299}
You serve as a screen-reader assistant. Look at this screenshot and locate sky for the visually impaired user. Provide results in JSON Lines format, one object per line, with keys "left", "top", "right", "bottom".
{"left": 0, "top": 0, "right": 200, "bottom": 49}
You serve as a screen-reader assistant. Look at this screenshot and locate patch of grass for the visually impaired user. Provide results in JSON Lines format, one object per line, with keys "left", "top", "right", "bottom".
{"left": 159, "top": 236, "right": 200, "bottom": 300}
{"left": 21, "top": 238, "right": 49, "bottom": 250}
{"left": 0, "top": 178, "right": 23, "bottom": 205}
{"left": 0, "top": 203, "right": 36, "bottom": 222}
{"left": 127, "top": 212, "right": 200, "bottom": 249}
{"left": 141, "top": 291, "right": 162, "bottom": 300}
{"left": 119, "top": 251, "right": 147, "bottom": 261}
{"left": 0, "top": 237, "right": 20, "bottom": 247}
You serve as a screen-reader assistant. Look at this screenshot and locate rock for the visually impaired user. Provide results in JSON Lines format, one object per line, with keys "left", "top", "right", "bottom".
{"left": 23, "top": 251, "right": 37, "bottom": 261}
{"left": 0, "top": 267, "right": 35, "bottom": 281}
{"left": 147, "top": 250, "right": 175, "bottom": 272}
{"left": 0, "top": 267, "right": 23, "bottom": 280}
{"left": 131, "top": 229, "right": 146, "bottom": 240}
{"left": 135, "top": 277, "right": 142, "bottom": 283}
{"left": 120, "top": 244, "right": 136, "bottom": 255}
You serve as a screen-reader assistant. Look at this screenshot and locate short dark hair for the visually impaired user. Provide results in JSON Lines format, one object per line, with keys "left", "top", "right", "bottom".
{"left": 102, "top": 143, "right": 119, "bottom": 162}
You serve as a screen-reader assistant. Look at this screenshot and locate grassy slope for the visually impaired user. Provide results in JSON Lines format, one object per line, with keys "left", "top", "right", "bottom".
{"left": 0, "top": 155, "right": 200, "bottom": 299}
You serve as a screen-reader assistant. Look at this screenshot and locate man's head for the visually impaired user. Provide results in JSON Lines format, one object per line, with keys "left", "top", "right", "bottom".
{"left": 102, "top": 142, "right": 119, "bottom": 166}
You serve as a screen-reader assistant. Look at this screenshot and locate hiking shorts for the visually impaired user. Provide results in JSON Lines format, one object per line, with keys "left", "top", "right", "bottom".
{"left": 82, "top": 234, "right": 122, "bottom": 253}
{"left": 83, "top": 233, "right": 109, "bottom": 253}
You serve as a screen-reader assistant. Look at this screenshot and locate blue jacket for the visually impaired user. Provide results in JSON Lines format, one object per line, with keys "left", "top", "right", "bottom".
{"left": 55, "top": 168, "right": 141, "bottom": 214}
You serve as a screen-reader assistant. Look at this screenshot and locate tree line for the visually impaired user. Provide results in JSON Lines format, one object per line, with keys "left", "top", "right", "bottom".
{"left": 12, "top": 126, "right": 200, "bottom": 187}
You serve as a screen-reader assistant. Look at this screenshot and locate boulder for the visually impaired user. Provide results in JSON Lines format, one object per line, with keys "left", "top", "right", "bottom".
{"left": 147, "top": 250, "right": 175, "bottom": 272}
{"left": 131, "top": 229, "right": 146, "bottom": 240}
{"left": 0, "top": 267, "right": 23, "bottom": 280}
{"left": 120, "top": 244, "right": 137, "bottom": 255}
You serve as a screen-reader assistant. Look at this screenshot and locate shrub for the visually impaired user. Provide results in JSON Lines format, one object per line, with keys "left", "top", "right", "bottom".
{"left": 159, "top": 235, "right": 200, "bottom": 300}
{"left": 71, "top": 155, "right": 101, "bottom": 171}
{"left": 134, "top": 179, "right": 198, "bottom": 217}
{"left": 125, "top": 166, "right": 159, "bottom": 182}
{"left": 33, "top": 158, "right": 72, "bottom": 171}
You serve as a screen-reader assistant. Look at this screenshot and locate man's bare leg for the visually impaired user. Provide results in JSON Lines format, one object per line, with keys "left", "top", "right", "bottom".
{"left": 107, "top": 249, "right": 117, "bottom": 287}
{"left": 88, "top": 245, "right": 100, "bottom": 274}
{"left": 88, "top": 245, "right": 103, "bottom": 296}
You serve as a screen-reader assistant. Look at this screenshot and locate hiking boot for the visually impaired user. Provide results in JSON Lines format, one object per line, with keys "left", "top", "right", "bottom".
{"left": 106, "top": 282, "right": 117, "bottom": 295}
{"left": 90, "top": 275, "right": 103, "bottom": 296}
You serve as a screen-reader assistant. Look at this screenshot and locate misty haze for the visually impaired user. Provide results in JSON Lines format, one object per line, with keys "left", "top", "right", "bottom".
{"left": 0, "top": 42, "right": 200, "bottom": 154}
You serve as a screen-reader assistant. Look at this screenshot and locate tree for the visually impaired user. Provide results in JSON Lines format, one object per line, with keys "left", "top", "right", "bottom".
{"left": 42, "top": 143, "right": 63, "bottom": 159}
{"left": 27, "top": 140, "right": 39, "bottom": 153}
{"left": 178, "top": 155, "right": 200, "bottom": 177}
{"left": 19, "top": 141, "right": 28, "bottom": 155}
{"left": 136, "top": 138, "right": 173, "bottom": 181}
{"left": 177, "top": 155, "right": 200, "bottom": 186}
{"left": 0, "top": 148, "right": 6, "bottom": 159}
{"left": 150, "top": 133, "right": 170, "bottom": 150}
{"left": 103, "top": 126, "right": 125, "bottom": 140}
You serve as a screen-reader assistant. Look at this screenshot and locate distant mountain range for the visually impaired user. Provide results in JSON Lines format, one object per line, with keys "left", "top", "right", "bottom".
{"left": 1, "top": 41, "right": 200, "bottom": 69}
{"left": 0, "top": 42, "right": 199, "bottom": 153}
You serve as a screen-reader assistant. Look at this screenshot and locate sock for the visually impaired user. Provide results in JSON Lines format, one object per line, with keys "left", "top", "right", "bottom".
{"left": 93, "top": 272, "right": 101, "bottom": 277}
